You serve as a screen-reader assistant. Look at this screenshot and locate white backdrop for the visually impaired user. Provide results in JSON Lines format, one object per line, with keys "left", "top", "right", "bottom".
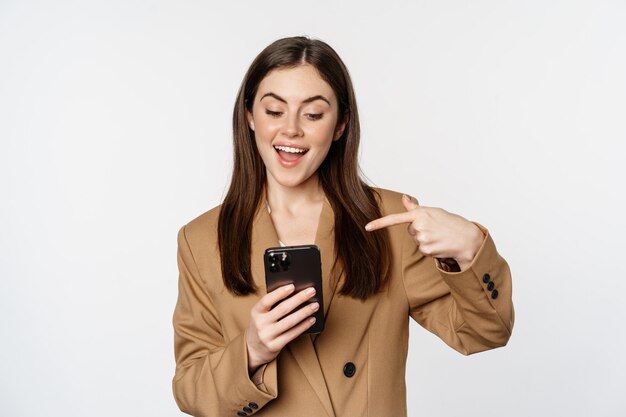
{"left": 1, "top": 1, "right": 625, "bottom": 416}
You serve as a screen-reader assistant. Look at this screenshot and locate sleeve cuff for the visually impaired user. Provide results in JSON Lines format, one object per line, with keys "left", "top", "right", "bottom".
{"left": 208, "top": 330, "right": 278, "bottom": 412}
{"left": 435, "top": 223, "right": 513, "bottom": 337}
{"left": 250, "top": 364, "right": 268, "bottom": 387}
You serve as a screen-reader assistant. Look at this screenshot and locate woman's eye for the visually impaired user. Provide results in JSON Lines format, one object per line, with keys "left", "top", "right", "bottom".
{"left": 265, "top": 110, "right": 282, "bottom": 117}
{"left": 306, "top": 113, "right": 323, "bottom": 121}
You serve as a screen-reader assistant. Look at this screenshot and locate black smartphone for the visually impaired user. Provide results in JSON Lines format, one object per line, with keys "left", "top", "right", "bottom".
{"left": 263, "top": 245, "right": 325, "bottom": 334}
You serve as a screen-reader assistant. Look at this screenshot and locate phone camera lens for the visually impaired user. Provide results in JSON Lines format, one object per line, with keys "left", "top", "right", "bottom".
{"left": 280, "top": 253, "right": 290, "bottom": 268}
{"left": 269, "top": 262, "right": 279, "bottom": 273}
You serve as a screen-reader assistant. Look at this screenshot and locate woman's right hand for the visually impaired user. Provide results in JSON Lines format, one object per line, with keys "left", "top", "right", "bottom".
{"left": 246, "top": 284, "right": 319, "bottom": 374}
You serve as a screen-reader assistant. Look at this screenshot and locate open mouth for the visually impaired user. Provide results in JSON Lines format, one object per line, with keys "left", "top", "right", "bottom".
{"left": 274, "top": 145, "right": 309, "bottom": 163}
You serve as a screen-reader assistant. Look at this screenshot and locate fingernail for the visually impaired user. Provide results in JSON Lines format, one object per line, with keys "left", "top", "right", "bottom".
{"left": 310, "top": 302, "right": 319, "bottom": 311}
{"left": 306, "top": 287, "right": 315, "bottom": 296}
{"left": 284, "top": 284, "right": 295, "bottom": 292}
{"left": 402, "top": 194, "right": 410, "bottom": 201}
{"left": 365, "top": 223, "right": 372, "bottom": 231}
{"left": 309, "top": 317, "right": 316, "bottom": 324}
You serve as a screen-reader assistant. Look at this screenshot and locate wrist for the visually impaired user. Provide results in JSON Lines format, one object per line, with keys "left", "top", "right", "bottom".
{"left": 248, "top": 353, "right": 264, "bottom": 376}
{"left": 248, "top": 362, "right": 261, "bottom": 376}
{"left": 454, "top": 223, "right": 485, "bottom": 269}
{"left": 246, "top": 336, "right": 263, "bottom": 375}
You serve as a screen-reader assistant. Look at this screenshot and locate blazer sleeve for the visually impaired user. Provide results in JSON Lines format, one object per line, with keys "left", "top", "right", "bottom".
{"left": 401, "top": 223, "right": 514, "bottom": 355}
{"left": 172, "top": 225, "right": 278, "bottom": 416}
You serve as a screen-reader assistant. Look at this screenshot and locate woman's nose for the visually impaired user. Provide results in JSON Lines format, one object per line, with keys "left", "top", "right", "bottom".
{"left": 281, "top": 113, "right": 303, "bottom": 137}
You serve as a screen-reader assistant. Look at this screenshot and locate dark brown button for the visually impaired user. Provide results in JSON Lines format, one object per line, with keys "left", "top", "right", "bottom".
{"left": 343, "top": 362, "right": 356, "bottom": 377}
{"left": 483, "top": 273, "right": 491, "bottom": 283}
{"left": 243, "top": 407, "right": 252, "bottom": 413}
{"left": 237, "top": 412, "right": 247, "bottom": 417}
{"left": 248, "top": 403, "right": 258, "bottom": 410}
{"left": 491, "top": 289, "right": 499, "bottom": 299}
{"left": 487, "top": 281, "right": 495, "bottom": 291}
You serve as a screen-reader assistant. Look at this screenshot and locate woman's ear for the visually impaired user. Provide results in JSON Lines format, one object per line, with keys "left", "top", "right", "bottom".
{"left": 245, "top": 109, "right": 255, "bottom": 131}
{"left": 333, "top": 115, "right": 348, "bottom": 141}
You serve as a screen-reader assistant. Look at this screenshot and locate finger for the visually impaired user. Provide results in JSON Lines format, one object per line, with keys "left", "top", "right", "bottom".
{"left": 407, "top": 223, "right": 417, "bottom": 237}
{"left": 365, "top": 211, "right": 415, "bottom": 231}
{"left": 273, "top": 316, "right": 317, "bottom": 348}
{"left": 268, "top": 287, "right": 316, "bottom": 321}
{"left": 256, "top": 284, "right": 295, "bottom": 312}
{"left": 272, "top": 301, "right": 319, "bottom": 337}
{"left": 402, "top": 194, "right": 419, "bottom": 211}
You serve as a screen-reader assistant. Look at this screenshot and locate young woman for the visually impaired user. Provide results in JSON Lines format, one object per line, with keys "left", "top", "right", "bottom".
{"left": 172, "top": 36, "right": 514, "bottom": 417}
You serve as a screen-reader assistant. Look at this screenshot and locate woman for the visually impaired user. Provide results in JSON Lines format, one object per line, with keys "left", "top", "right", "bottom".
{"left": 173, "top": 36, "right": 514, "bottom": 417}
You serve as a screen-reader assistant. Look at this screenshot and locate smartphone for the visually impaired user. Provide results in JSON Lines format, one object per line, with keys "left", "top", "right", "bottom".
{"left": 264, "top": 245, "right": 325, "bottom": 334}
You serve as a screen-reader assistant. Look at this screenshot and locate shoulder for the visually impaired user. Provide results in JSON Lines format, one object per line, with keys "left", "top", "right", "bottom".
{"left": 370, "top": 186, "right": 419, "bottom": 216}
{"left": 178, "top": 204, "right": 223, "bottom": 249}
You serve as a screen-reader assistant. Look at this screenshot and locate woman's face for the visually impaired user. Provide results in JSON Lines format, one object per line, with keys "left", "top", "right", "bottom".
{"left": 246, "top": 64, "right": 346, "bottom": 190}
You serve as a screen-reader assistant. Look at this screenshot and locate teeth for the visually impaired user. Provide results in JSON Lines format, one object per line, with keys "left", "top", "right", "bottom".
{"left": 274, "top": 145, "right": 307, "bottom": 154}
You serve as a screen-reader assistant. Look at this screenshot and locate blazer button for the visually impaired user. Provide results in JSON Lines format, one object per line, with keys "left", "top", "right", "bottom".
{"left": 243, "top": 407, "right": 253, "bottom": 413}
{"left": 237, "top": 412, "right": 247, "bottom": 417}
{"left": 487, "top": 281, "right": 495, "bottom": 291}
{"left": 248, "top": 403, "right": 258, "bottom": 410}
{"left": 483, "top": 273, "right": 491, "bottom": 283}
{"left": 491, "top": 289, "right": 499, "bottom": 299}
{"left": 343, "top": 362, "right": 356, "bottom": 378}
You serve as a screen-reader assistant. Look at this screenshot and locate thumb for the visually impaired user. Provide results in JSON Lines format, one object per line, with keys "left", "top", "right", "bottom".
{"left": 402, "top": 194, "right": 419, "bottom": 211}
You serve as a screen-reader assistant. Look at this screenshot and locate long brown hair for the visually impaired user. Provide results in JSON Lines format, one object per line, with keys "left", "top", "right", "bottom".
{"left": 218, "top": 36, "right": 390, "bottom": 299}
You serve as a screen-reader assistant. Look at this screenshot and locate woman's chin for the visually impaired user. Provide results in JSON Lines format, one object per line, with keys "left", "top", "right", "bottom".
{"left": 275, "top": 176, "right": 308, "bottom": 189}
{"left": 267, "top": 170, "right": 318, "bottom": 190}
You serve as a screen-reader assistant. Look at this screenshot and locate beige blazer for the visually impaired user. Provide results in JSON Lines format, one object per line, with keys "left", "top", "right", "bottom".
{"left": 172, "top": 188, "right": 514, "bottom": 417}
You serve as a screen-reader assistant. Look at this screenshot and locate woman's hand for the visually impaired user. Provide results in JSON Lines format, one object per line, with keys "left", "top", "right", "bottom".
{"left": 246, "top": 284, "right": 319, "bottom": 374}
{"left": 365, "top": 195, "right": 485, "bottom": 271}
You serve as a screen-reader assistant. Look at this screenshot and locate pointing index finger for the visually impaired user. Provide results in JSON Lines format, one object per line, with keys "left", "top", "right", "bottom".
{"left": 365, "top": 211, "right": 415, "bottom": 231}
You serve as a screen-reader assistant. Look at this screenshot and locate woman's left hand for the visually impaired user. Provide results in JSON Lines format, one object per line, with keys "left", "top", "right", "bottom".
{"left": 365, "top": 195, "right": 485, "bottom": 271}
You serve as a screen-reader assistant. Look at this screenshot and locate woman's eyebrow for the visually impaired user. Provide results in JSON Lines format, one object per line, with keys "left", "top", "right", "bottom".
{"left": 260, "top": 92, "right": 331, "bottom": 105}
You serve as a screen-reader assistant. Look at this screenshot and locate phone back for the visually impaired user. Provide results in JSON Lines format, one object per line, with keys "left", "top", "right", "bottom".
{"left": 264, "top": 245, "right": 325, "bottom": 334}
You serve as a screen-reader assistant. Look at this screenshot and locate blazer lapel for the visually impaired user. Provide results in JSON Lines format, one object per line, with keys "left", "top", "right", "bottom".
{"left": 250, "top": 196, "right": 337, "bottom": 417}
{"left": 250, "top": 202, "right": 279, "bottom": 290}
{"left": 315, "top": 195, "right": 340, "bottom": 320}
{"left": 287, "top": 335, "right": 335, "bottom": 417}
{"left": 292, "top": 195, "right": 337, "bottom": 417}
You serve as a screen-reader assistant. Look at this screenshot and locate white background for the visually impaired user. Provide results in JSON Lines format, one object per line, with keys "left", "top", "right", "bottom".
{"left": 1, "top": 1, "right": 625, "bottom": 416}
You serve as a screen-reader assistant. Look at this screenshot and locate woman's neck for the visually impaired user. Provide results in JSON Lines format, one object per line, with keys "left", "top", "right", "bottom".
{"left": 265, "top": 173, "right": 324, "bottom": 216}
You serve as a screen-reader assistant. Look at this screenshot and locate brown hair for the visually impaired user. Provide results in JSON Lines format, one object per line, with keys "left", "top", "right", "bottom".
{"left": 218, "top": 36, "right": 390, "bottom": 299}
